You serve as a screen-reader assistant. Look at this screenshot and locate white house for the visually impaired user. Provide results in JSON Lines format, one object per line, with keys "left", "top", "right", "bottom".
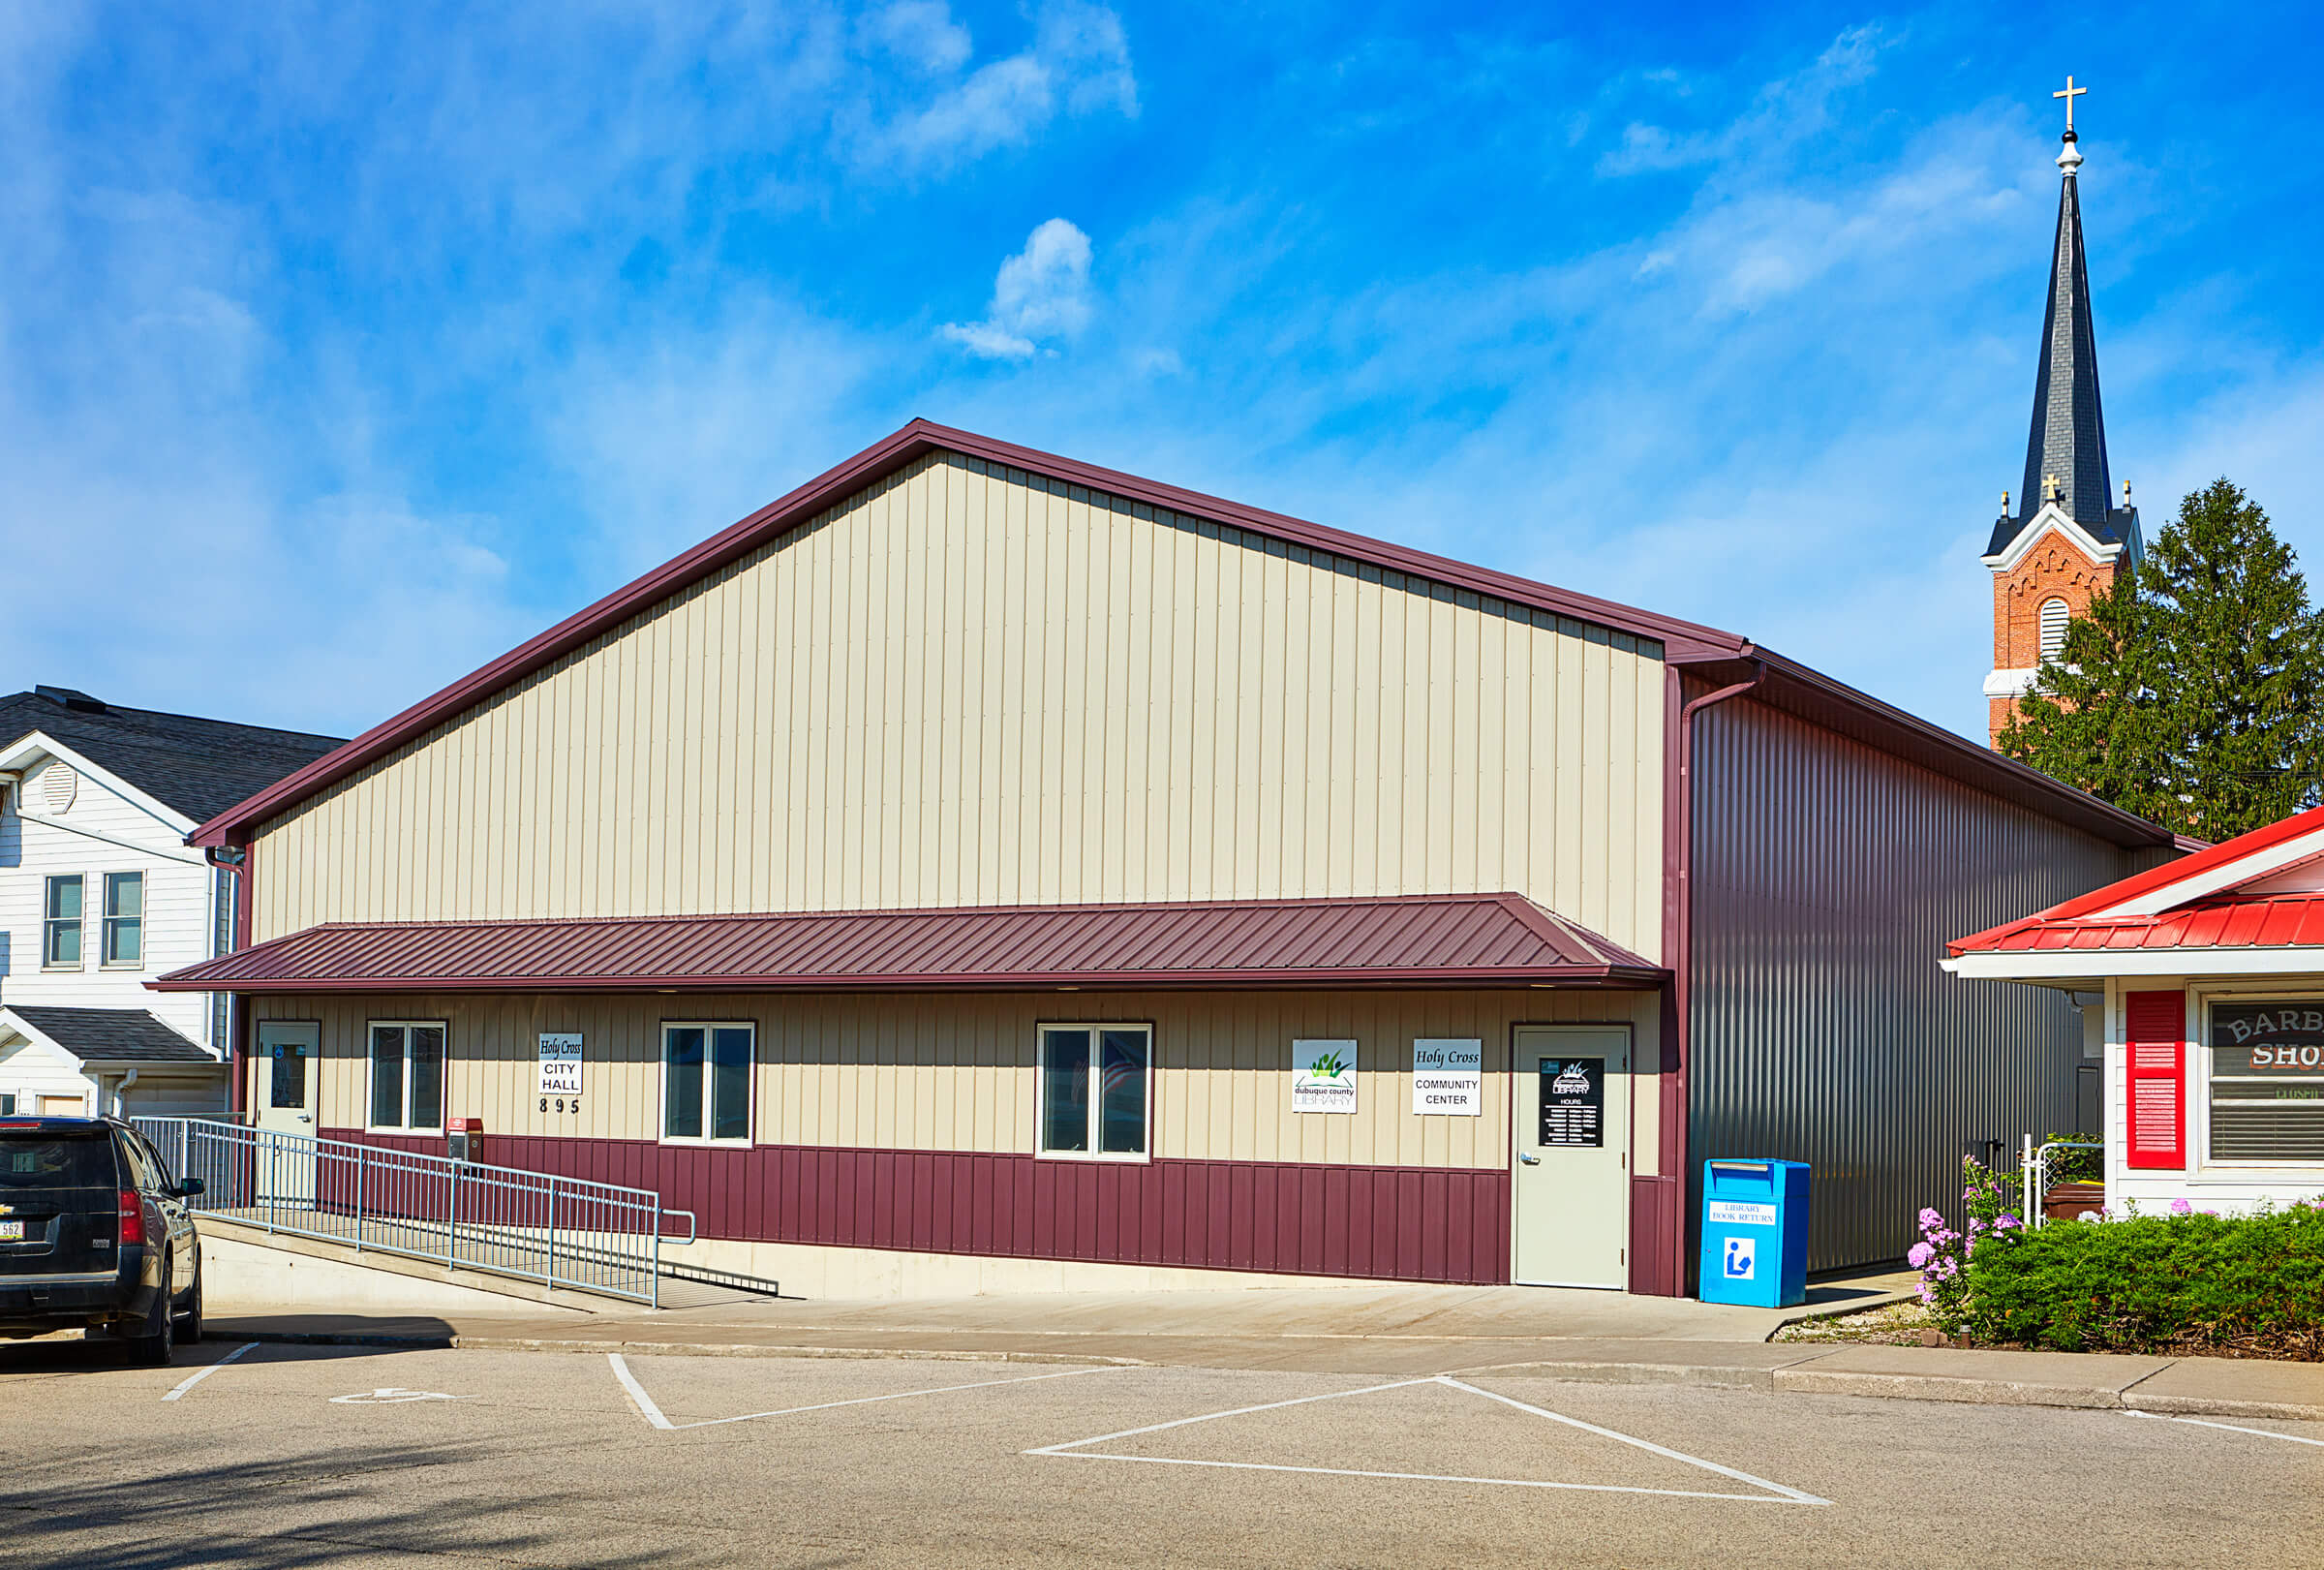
{"left": 0, "top": 686, "right": 340, "bottom": 1119}
{"left": 1946, "top": 803, "right": 2324, "bottom": 1216}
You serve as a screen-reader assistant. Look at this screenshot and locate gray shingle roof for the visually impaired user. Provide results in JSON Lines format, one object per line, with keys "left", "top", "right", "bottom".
{"left": 0, "top": 688, "right": 344, "bottom": 825}
{"left": 4, "top": 1005, "right": 217, "bottom": 1063}
{"left": 1989, "top": 146, "right": 2137, "bottom": 558}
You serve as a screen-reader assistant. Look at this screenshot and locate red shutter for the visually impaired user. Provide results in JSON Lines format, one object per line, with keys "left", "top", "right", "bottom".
{"left": 2124, "top": 989, "right": 2186, "bottom": 1170}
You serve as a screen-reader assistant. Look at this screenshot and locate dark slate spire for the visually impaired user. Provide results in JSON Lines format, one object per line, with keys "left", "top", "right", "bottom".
{"left": 1984, "top": 103, "right": 2138, "bottom": 558}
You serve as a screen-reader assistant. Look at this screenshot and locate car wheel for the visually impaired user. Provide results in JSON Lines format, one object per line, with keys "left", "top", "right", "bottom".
{"left": 174, "top": 1266, "right": 203, "bottom": 1346}
{"left": 128, "top": 1256, "right": 176, "bottom": 1367}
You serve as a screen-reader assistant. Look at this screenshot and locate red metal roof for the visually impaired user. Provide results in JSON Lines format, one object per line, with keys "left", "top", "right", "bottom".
{"left": 1950, "top": 803, "right": 2324, "bottom": 958}
{"left": 1949, "top": 894, "right": 2324, "bottom": 956}
{"left": 150, "top": 893, "right": 1667, "bottom": 995}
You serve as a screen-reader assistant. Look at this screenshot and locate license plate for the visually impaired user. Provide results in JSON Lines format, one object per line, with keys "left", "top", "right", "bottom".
{"left": 0, "top": 1220, "right": 23, "bottom": 1242}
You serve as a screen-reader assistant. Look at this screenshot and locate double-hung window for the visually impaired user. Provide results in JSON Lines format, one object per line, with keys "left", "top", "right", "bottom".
{"left": 43, "top": 876, "right": 83, "bottom": 968}
{"left": 662, "top": 1023, "right": 753, "bottom": 1144}
{"left": 369, "top": 1022, "right": 446, "bottom": 1132}
{"left": 102, "top": 872, "right": 143, "bottom": 968}
{"left": 1037, "top": 1024, "right": 1152, "bottom": 1159}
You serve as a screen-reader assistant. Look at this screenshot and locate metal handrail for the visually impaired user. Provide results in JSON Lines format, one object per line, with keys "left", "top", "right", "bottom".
{"left": 2018, "top": 1135, "right": 2106, "bottom": 1230}
{"left": 131, "top": 1117, "right": 688, "bottom": 1307}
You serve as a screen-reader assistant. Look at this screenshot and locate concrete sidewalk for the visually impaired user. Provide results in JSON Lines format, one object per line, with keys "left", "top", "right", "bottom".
{"left": 199, "top": 1273, "right": 2324, "bottom": 1425}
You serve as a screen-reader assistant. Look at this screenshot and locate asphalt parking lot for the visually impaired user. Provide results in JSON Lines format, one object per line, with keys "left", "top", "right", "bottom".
{"left": 3, "top": 1338, "right": 2319, "bottom": 1568}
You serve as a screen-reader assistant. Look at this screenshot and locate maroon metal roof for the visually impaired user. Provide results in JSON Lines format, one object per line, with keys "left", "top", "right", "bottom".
{"left": 149, "top": 893, "right": 1667, "bottom": 995}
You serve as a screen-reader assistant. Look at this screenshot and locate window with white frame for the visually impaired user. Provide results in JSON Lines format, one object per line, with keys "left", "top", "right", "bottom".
{"left": 102, "top": 872, "right": 143, "bottom": 968}
{"left": 1036, "top": 1024, "right": 1152, "bottom": 1158}
{"left": 2038, "top": 598, "right": 2071, "bottom": 662}
{"left": 2208, "top": 1001, "right": 2324, "bottom": 1164}
{"left": 43, "top": 876, "right": 82, "bottom": 968}
{"left": 369, "top": 1022, "right": 446, "bottom": 1131}
{"left": 662, "top": 1023, "right": 753, "bottom": 1143}
{"left": 0, "top": 1093, "right": 15, "bottom": 1116}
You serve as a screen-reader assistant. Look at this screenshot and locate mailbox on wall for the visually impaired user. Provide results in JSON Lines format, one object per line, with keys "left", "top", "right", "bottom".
{"left": 447, "top": 1118, "right": 484, "bottom": 1163}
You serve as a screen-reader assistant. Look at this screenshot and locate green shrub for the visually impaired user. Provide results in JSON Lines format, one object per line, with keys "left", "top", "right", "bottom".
{"left": 1962, "top": 1198, "right": 2324, "bottom": 1358}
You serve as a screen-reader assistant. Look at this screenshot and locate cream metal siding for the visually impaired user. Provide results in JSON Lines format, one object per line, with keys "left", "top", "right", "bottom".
{"left": 252, "top": 988, "right": 1660, "bottom": 1172}
{"left": 250, "top": 456, "right": 1665, "bottom": 957}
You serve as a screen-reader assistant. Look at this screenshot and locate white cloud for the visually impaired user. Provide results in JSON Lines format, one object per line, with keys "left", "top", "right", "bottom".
{"left": 942, "top": 218, "right": 1095, "bottom": 360}
{"left": 861, "top": 1, "right": 973, "bottom": 76}
{"left": 872, "top": 2, "right": 1137, "bottom": 169}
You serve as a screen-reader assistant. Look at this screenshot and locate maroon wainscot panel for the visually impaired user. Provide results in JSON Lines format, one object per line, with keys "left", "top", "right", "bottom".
{"left": 326, "top": 1131, "right": 1512, "bottom": 1286}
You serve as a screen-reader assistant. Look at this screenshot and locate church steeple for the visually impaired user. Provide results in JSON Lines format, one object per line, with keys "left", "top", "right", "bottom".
{"left": 2017, "top": 119, "right": 2113, "bottom": 529}
{"left": 1981, "top": 77, "right": 2142, "bottom": 749}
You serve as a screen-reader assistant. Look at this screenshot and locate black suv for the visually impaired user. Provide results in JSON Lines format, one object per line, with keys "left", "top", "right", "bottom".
{"left": 0, "top": 1117, "right": 204, "bottom": 1365}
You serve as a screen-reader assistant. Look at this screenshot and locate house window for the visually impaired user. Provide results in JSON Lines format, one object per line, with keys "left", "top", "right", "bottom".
{"left": 661, "top": 1023, "right": 752, "bottom": 1143}
{"left": 43, "top": 876, "right": 83, "bottom": 968}
{"left": 369, "top": 1022, "right": 446, "bottom": 1132}
{"left": 2208, "top": 1002, "right": 2324, "bottom": 1165}
{"left": 0, "top": 1094, "right": 15, "bottom": 1116}
{"left": 102, "top": 872, "right": 143, "bottom": 967}
{"left": 1036, "top": 1024, "right": 1152, "bottom": 1159}
{"left": 2038, "top": 598, "right": 2070, "bottom": 662}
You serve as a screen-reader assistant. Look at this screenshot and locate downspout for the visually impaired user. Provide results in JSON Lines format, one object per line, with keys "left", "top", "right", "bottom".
{"left": 205, "top": 843, "right": 252, "bottom": 1121}
{"left": 112, "top": 1068, "right": 140, "bottom": 1119}
{"left": 1662, "top": 655, "right": 1765, "bottom": 1297}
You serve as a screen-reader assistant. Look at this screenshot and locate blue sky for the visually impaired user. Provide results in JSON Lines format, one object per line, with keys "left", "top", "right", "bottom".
{"left": 3, "top": 2, "right": 2318, "bottom": 745}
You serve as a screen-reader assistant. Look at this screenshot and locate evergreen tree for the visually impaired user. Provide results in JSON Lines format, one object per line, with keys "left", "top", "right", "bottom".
{"left": 2000, "top": 479, "right": 2324, "bottom": 839}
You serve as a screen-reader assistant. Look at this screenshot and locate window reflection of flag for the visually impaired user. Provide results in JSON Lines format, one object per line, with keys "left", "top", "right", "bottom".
{"left": 1101, "top": 1037, "right": 1143, "bottom": 1096}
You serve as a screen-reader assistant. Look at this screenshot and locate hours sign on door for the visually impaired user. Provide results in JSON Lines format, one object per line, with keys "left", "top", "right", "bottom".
{"left": 1539, "top": 1057, "right": 1604, "bottom": 1148}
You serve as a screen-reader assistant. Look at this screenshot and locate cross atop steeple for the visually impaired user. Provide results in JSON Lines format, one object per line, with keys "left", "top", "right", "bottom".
{"left": 2053, "top": 76, "right": 2086, "bottom": 135}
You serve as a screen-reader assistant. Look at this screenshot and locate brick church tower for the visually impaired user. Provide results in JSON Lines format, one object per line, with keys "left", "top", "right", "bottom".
{"left": 1983, "top": 81, "right": 2142, "bottom": 747}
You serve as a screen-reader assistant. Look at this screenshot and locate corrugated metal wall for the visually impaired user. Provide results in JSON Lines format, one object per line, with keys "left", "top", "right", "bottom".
{"left": 253, "top": 985, "right": 1661, "bottom": 1173}
{"left": 1689, "top": 692, "right": 2166, "bottom": 1271}
{"left": 248, "top": 453, "right": 1666, "bottom": 960}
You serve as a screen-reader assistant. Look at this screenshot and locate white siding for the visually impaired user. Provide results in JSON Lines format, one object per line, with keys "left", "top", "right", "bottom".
{"left": 2103, "top": 976, "right": 2324, "bottom": 1215}
{"left": 0, "top": 1032, "right": 97, "bottom": 1115}
{"left": 0, "top": 755, "right": 223, "bottom": 1052}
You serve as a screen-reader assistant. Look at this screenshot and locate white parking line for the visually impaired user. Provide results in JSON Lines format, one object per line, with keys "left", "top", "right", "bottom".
{"left": 161, "top": 1341, "right": 259, "bottom": 1402}
{"left": 2126, "top": 1410, "right": 2324, "bottom": 1448}
{"left": 606, "top": 1353, "right": 1116, "bottom": 1432}
{"left": 1026, "top": 1373, "right": 1829, "bottom": 1505}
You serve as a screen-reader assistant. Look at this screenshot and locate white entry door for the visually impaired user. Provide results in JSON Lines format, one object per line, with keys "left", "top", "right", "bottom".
{"left": 1511, "top": 1025, "right": 1633, "bottom": 1289}
{"left": 255, "top": 1021, "right": 319, "bottom": 1206}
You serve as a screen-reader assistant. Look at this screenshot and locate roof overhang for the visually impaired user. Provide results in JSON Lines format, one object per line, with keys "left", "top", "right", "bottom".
{"left": 151, "top": 894, "right": 1670, "bottom": 996}
{"left": 0, "top": 1006, "right": 220, "bottom": 1069}
{"left": 0, "top": 730, "right": 198, "bottom": 837}
{"left": 1673, "top": 650, "right": 2176, "bottom": 850}
{"left": 1944, "top": 946, "right": 2324, "bottom": 983}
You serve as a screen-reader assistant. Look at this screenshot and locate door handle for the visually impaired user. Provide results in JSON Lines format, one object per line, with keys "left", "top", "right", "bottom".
{"left": 1518, "top": 1153, "right": 1541, "bottom": 1165}
{"left": 297, "top": 1114, "right": 312, "bottom": 1123}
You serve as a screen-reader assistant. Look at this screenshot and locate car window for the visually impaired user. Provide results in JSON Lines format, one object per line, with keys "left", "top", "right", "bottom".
{"left": 112, "top": 1132, "right": 162, "bottom": 1191}
{"left": 1, "top": 1135, "right": 116, "bottom": 1189}
{"left": 135, "top": 1135, "right": 177, "bottom": 1191}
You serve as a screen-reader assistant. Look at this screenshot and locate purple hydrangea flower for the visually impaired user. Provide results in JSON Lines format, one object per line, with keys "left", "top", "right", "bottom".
{"left": 2170, "top": 1198, "right": 2193, "bottom": 1216}
{"left": 1907, "top": 1241, "right": 1934, "bottom": 1269}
